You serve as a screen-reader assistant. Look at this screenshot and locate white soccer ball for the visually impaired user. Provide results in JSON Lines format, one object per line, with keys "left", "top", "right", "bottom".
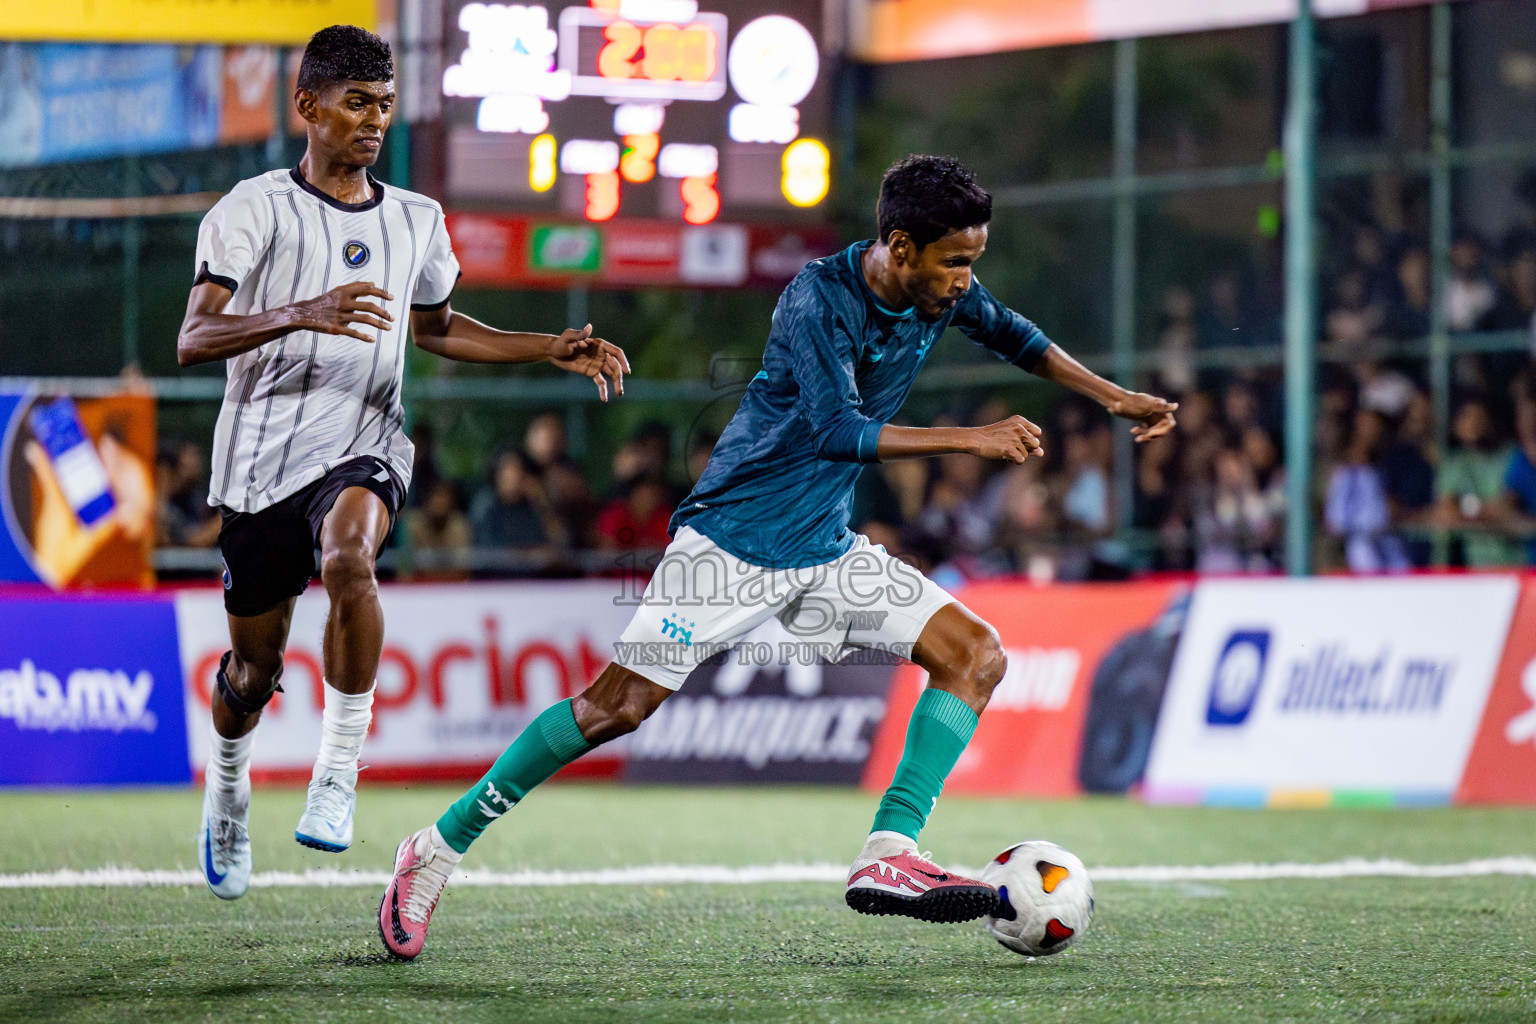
{"left": 980, "top": 840, "right": 1095, "bottom": 957}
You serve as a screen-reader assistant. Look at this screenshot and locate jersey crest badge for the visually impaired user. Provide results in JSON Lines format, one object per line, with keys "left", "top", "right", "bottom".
{"left": 342, "top": 240, "right": 371, "bottom": 269}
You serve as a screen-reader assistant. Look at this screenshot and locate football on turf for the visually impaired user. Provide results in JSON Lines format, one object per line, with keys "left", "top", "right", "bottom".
{"left": 981, "top": 840, "right": 1095, "bottom": 957}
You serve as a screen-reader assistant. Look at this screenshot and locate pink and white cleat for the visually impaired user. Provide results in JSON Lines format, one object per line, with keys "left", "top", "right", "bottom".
{"left": 846, "top": 845, "right": 996, "bottom": 924}
{"left": 378, "top": 826, "right": 461, "bottom": 960}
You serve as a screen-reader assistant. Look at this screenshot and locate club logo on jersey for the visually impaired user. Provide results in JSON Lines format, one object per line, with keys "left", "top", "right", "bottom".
{"left": 342, "top": 240, "right": 371, "bottom": 269}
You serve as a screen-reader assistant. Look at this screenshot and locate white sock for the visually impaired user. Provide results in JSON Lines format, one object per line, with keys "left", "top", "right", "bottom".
{"left": 861, "top": 830, "right": 919, "bottom": 860}
{"left": 426, "top": 824, "right": 463, "bottom": 864}
{"left": 208, "top": 731, "right": 254, "bottom": 809}
{"left": 315, "top": 682, "right": 374, "bottom": 774}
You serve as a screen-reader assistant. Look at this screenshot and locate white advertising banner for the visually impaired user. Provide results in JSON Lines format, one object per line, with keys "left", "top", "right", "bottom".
{"left": 176, "top": 581, "right": 637, "bottom": 778}
{"left": 1144, "top": 576, "right": 1520, "bottom": 803}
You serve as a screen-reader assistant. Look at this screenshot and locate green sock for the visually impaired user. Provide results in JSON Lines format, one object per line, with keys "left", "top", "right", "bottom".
{"left": 436, "top": 698, "right": 594, "bottom": 854}
{"left": 869, "top": 688, "right": 979, "bottom": 841}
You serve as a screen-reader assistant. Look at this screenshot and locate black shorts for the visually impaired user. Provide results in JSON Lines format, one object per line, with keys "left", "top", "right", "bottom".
{"left": 218, "top": 456, "right": 405, "bottom": 617}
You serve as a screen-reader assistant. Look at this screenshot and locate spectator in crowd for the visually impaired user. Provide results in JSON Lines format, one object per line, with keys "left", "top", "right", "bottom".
{"left": 154, "top": 440, "right": 220, "bottom": 547}
{"left": 523, "top": 411, "right": 596, "bottom": 544}
{"left": 595, "top": 475, "right": 673, "bottom": 550}
{"left": 1325, "top": 409, "right": 1411, "bottom": 573}
{"left": 1191, "top": 442, "right": 1280, "bottom": 574}
{"left": 917, "top": 447, "right": 1004, "bottom": 556}
{"left": 991, "top": 457, "right": 1063, "bottom": 583}
{"left": 1483, "top": 245, "right": 1536, "bottom": 343}
{"left": 1448, "top": 230, "right": 1499, "bottom": 333}
{"left": 1325, "top": 268, "right": 1383, "bottom": 351}
{"left": 1154, "top": 285, "right": 1198, "bottom": 394}
{"left": 1435, "top": 397, "right": 1524, "bottom": 567}
{"left": 1352, "top": 223, "right": 1398, "bottom": 312}
{"left": 403, "top": 478, "right": 472, "bottom": 577}
{"left": 1383, "top": 243, "right": 1431, "bottom": 340}
{"left": 1379, "top": 390, "right": 1439, "bottom": 566}
{"left": 1502, "top": 376, "right": 1536, "bottom": 564}
{"left": 470, "top": 449, "right": 563, "bottom": 551}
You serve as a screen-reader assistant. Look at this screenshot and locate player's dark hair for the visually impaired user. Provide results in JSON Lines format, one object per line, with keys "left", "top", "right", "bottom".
{"left": 297, "top": 25, "right": 394, "bottom": 93}
{"left": 877, "top": 155, "right": 992, "bottom": 250}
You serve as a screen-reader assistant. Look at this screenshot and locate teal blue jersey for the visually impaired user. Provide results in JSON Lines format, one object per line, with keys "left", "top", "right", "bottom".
{"left": 671, "top": 241, "right": 1053, "bottom": 568}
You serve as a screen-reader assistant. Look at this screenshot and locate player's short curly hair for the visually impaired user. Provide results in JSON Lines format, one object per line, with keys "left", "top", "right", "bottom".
{"left": 298, "top": 25, "right": 394, "bottom": 92}
{"left": 876, "top": 155, "right": 992, "bottom": 250}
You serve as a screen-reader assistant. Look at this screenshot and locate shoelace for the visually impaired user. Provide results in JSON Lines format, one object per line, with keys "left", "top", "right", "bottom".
{"left": 307, "top": 773, "right": 355, "bottom": 826}
{"left": 211, "top": 814, "right": 248, "bottom": 857}
{"left": 402, "top": 842, "right": 455, "bottom": 924}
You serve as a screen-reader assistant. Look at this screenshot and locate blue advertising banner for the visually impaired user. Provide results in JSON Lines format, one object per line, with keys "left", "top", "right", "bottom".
{"left": 0, "top": 596, "right": 190, "bottom": 785}
{"left": 0, "top": 390, "right": 44, "bottom": 585}
{"left": 0, "top": 42, "right": 220, "bottom": 168}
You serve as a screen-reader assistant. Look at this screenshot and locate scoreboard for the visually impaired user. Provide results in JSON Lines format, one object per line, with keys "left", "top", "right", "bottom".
{"left": 441, "top": 0, "right": 831, "bottom": 225}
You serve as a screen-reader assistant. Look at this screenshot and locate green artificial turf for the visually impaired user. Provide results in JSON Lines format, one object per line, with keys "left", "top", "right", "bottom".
{"left": 2, "top": 785, "right": 1534, "bottom": 1023}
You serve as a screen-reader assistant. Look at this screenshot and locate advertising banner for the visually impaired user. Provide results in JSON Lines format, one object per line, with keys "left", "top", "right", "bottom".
{"left": 176, "top": 581, "right": 636, "bottom": 781}
{"left": 863, "top": 580, "right": 1185, "bottom": 797}
{"left": 1457, "top": 577, "right": 1536, "bottom": 804}
{"left": 447, "top": 212, "right": 836, "bottom": 290}
{"left": 0, "top": 0, "right": 374, "bottom": 45}
{"left": 625, "top": 617, "right": 899, "bottom": 785}
{"left": 0, "top": 44, "right": 221, "bottom": 168}
{"left": 851, "top": 0, "right": 1464, "bottom": 63}
{"left": 0, "top": 387, "right": 156, "bottom": 589}
{"left": 0, "top": 595, "right": 189, "bottom": 786}
{"left": 1143, "top": 576, "right": 1519, "bottom": 805}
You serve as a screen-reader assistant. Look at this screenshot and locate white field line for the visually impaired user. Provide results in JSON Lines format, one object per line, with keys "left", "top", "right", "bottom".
{"left": 3, "top": 857, "right": 1536, "bottom": 890}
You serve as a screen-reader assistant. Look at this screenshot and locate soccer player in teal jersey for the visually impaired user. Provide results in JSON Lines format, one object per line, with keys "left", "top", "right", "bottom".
{"left": 378, "top": 155, "right": 1178, "bottom": 960}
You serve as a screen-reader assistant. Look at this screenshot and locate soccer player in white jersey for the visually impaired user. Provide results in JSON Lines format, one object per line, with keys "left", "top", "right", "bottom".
{"left": 179, "top": 25, "right": 629, "bottom": 900}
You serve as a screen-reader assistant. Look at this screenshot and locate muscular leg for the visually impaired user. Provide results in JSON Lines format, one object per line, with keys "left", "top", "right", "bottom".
{"left": 213, "top": 599, "right": 297, "bottom": 739}
{"left": 435, "top": 664, "right": 671, "bottom": 853}
{"left": 910, "top": 602, "right": 1008, "bottom": 715}
{"left": 201, "top": 598, "right": 296, "bottom": 898}
{"left": 318, "top": 487, "right": 391, "bottom": 696}
{"left": 867, "top": 602, "right": 1007, "bottom": 842}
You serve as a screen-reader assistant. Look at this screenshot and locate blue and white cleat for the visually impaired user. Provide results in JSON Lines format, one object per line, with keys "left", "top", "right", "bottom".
{"left": 294, "top": 767, "right": 357, "bottom": 852}
{"left": 199, "top": 785, "right": 253, "bottom": 900}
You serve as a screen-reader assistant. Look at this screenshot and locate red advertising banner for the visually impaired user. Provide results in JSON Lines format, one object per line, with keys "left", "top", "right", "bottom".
{"left": 446, "top": 212, "right": 836, "bottom": 290}
{"left": 1456, "top": 577, "right": 1536, "bottom": 804}
{"left": 863, "top": 580, "right": 1184, "bottom": 797}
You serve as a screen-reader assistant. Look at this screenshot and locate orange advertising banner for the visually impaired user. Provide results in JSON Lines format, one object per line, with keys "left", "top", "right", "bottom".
{"left": 218, "top": 47, "right": 277, "bottom": 145}
{"left": 862, "top": 580, "right": 1185, "bottom": 796}
{"left": 1456, "top": 577, "right": 1536, "bottom": 804}
{"left": 856, "top": 0, "right": 1091, "bottom": 64}
{"left": 853, "top": 0, "right": 1464, "bottom": 63}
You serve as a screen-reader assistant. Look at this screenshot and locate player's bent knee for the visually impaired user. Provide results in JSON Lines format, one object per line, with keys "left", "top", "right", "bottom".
{"left": 973, "top": 640, "right": 1007, "bottom": 694}
{"left": 320, "top": 546, "right": 376, "bottom": 597}
{"left": 221, "top": 650, "right": 284, "bottom": 714}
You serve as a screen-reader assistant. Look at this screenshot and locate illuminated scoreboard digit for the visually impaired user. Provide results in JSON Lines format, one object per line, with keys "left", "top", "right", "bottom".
{"left": 441, "top": 0, "right": 830, "bottom": 225}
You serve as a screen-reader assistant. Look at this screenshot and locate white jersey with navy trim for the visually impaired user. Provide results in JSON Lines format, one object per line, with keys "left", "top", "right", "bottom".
{"left": 194, "top": 167, "right": 460, "bottom": 514}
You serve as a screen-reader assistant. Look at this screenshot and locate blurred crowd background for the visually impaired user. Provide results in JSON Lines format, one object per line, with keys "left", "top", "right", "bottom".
{"left": 153, "top": 182, "right": 1536, "bottom": 582}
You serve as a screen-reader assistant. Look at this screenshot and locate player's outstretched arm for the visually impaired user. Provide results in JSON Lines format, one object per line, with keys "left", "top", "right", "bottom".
{"left": 875, "top": 418, "right": 1045, "bottom": 464}
{"left": 176, "top": 280, "right": 395, "bottom": 367}
{"left": 410, "top": 307, "right": 631, "bottom": 402}
{"left": 1031, "top": 344, "right": 1178, "bottom": 442}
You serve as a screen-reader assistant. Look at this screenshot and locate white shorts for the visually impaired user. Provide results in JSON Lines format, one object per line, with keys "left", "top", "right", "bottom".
{"left": 614, "top": 526, "right": 956, "bottom": 690}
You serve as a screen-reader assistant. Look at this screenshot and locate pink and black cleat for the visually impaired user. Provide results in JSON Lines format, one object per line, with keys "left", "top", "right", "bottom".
{"left": 845, "top": 849, "right": 997, "bottom": 924}
{"left": 378, "top": 827, "right": 459, "bottom": 960}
